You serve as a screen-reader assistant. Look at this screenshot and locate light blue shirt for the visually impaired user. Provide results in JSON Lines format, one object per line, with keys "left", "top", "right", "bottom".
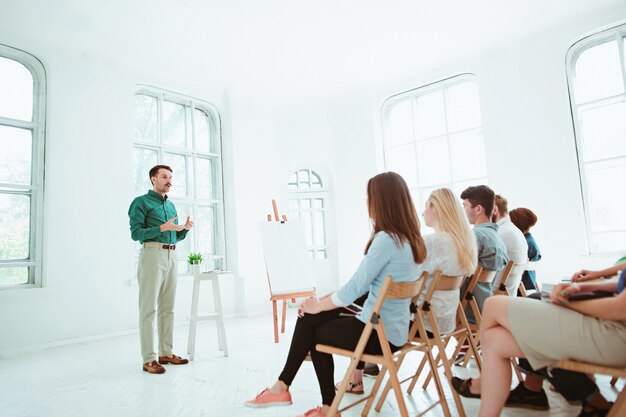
{"left": 332, "top": 231, "right": 422, "bottom": 347}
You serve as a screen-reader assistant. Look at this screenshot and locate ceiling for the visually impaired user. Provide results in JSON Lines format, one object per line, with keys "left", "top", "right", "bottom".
{"left": 2, "top": 0, "right": 625, "bottom": 99}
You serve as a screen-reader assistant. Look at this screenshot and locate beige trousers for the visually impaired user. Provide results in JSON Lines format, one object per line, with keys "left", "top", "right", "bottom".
{"left": 138, "top": 247, "right": 178, "bottom": 363}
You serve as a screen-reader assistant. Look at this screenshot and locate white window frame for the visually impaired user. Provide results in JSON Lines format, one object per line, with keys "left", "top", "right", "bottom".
{"left": 133, "top": 85, "right": 226, "bottom": 273}
{"left": 287, "top": 169, "right": 329, "bottom": 259}
{"left": 566, "top": 23, "right": 626, "bottom": 254}
{"left": 380, "top": 73, "right": 488, "bottom": 209}
{"left": 0, "top": 44, "right": 46, "bottom": 289}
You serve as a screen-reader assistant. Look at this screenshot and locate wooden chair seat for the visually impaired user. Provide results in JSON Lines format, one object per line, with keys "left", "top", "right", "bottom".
{"left": 556, "top": 359, "right": 626, "bottom": 417}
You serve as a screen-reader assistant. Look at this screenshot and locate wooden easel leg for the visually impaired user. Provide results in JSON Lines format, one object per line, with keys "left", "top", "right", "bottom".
{"left": 273, "top": 300, "right": 279, "bottom": 343}
{"left": 281, "top": 299, "right": 287, "bottom": 334}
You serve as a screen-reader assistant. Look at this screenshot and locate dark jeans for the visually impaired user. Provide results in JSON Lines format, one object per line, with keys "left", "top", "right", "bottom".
{"left": 518, "top": 292, "right": 599, "bottom": 401}
{"left": 278, "top": 307, "right": 400, "bottom": 406}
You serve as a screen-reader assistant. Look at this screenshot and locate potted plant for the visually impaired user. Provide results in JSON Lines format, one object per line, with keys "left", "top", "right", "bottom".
{"left": 188, "top": 252, "right": 203, "bottom": 274}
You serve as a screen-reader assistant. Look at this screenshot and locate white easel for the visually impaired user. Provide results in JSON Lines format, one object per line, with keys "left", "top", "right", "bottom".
{"left": 261, "top": 199, "right": 316, "bottom": 343}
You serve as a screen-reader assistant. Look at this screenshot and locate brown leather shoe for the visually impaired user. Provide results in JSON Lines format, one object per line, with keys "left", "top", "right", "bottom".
{"left": 143, "top": 360, "right": 166, "bottom": 374}
{"left": 158, "top": 354, "right": 189, "bottom": 365}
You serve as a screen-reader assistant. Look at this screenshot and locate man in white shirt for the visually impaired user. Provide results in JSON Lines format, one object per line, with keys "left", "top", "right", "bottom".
{"left": 492, "top": 194, "right": 528, "bottom": 295}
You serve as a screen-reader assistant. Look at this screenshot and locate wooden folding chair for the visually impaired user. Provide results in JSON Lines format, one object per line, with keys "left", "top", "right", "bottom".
{"left": 495, "top": 261, "right": 525, "bottom": 297}
{"left": 409, "top": 268, "right": 484, "bottom": 392}
{"left": 557, "top": 359, "right": 626, "bottom": 417}
{"left": 491, "top": 261, "right": 530, "bottom": 381}
{"left": 316, "top": 272, "right": 428, "bottom": 417}
{"left": 517, "top": 260, "right": 541, "bottom": 297}
{"left": 452, "top": 265, "right": 496, "bottom": 369}
{"left": 375, "top": 271, "right": 476, "bottom": 417}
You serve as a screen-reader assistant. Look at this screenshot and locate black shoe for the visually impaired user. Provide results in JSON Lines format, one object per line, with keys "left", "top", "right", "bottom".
{"left": 451, "top": 377, "right": 481, "bottom": 399}
{"left": 577, "top": 402, "right": 614, "bottom": 417}
{"left": 363, "top": 363, "right": 380, "bottom": 377}
{"left": 505, "top": 383, "right": 549, "bottom": 411}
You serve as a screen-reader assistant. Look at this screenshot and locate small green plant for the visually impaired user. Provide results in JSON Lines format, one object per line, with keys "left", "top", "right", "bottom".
{"left": 188, "top": 252, "right": 203, "bottom": 265}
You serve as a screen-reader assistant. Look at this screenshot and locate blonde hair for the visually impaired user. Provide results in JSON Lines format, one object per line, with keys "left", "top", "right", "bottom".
{"left": 427, "top": 188, "right": 477, "bottom": 275}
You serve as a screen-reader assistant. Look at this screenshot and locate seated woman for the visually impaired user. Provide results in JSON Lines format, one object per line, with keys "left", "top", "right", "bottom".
{"left": 452, "top": 262, "right": 626, "bottom": 417}
{"left": 417, "top": 187, "right": 478, "bottom": 335}
{"left": 244, "top": 172, "right": 427, "bottom": 417}
{"left": 509, "top": 207, "right": 541, "bottom": 290}
{"left": 335, "top": 187, "right": 478, "bottom": 393}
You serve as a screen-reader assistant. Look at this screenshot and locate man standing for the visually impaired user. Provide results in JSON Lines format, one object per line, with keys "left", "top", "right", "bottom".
{"left": 492, "top": 194, "right": 528, "bottom": 295}
{"left": 128, "top": 165, "right": 193, "bottom": 374}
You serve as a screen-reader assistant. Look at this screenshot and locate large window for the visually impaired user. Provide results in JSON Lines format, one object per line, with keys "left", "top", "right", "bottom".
{"left": 287, "top": 169, "right": 328, "bottom": 259}
{"left": 0, "top": 45, "right": 46, "bottom": 288}
{"left": 133, "top": 86, "right": 225, "bottom": 272}
{"left": 381, "top": 74, "right": 488, "bottom": 213}
{"left": 567, "top": 24, "right": 626, "bottom": 253}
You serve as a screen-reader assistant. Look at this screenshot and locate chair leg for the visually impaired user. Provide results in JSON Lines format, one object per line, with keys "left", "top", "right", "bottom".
{"left": 422, "top": 338, "right": 451, "bottom": 390}
{"left": 607, "top": 388, "right": 626, "bottom": 417}
{"left": 437, "top": 344, "right": 465, "bottom": 417}
{"left": 512, "top": 358, "right": 523, "bottom": 382}
{"left": 425, "top": 350, "right": 452, "bottom": 417}
{"left": 366, "top": 365, "right": 389, "bottom": 416}
{"left": 408, "top": 352, "right": 428, "bottom": 394}
{"left": 328, "top": 357, "right": 363, "bottom": 417}
{"left": 375, "top": 355, "right": 405, "bottom": 412}
{"left": 386, "top": 359, "right": 409, "bottom": 417}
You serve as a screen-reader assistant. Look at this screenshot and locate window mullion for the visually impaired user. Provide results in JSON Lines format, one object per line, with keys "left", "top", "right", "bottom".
{"left": 618, "top": 32, "right": 626, "bottom": 96}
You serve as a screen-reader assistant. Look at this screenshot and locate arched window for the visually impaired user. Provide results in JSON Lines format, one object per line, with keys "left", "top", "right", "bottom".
{"left": 567, "top": 24, "right": 626, "bottom": 253}
{"left": 287, "top": 169, "right": 328, "bottom": 259}
{"left": 133, "top": 86, "right": 225, "bottom": 272}
{"left": 0, "top": 45, "right": 46, "bottom": 288}
{"left": 381, "top": 74, "right": 488, "bottom": 212}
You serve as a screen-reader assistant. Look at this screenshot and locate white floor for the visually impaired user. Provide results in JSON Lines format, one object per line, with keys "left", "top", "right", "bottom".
{"left": 0, "top": 313, "right": 621, "bottom": 417}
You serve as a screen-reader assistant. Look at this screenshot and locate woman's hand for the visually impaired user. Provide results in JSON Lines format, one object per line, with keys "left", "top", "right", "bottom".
{"left": 550, "top": 282, "right": 582, "bottom": 305}
{"left": 571, "top": 269, "right": 602, "bottom": 282}
{"left": 299, "top": 296, "right": 321, "bottom": 316}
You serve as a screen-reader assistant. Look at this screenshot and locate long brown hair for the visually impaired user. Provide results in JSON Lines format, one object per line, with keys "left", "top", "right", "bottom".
{"left": 364, "top": 172, "right": 426, "bottom": 264}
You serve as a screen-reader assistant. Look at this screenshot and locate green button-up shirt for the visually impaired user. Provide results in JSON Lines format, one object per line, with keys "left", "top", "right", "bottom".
{"left": 128, "top": 190, "right": 188, "bottom": 244}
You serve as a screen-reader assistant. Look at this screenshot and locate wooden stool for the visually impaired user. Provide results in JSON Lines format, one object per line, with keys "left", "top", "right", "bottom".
{"left": 187, "top": 270, "right": 231, "bottom": 359}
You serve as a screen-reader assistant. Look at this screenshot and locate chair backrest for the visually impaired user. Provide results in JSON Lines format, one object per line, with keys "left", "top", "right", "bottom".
{"left": 421, "top": 270, "right": 465, "bottom": 306}
{"left": 476, "top": 266, "right": 497, "bottom": 283}
{"left": 524, "top": 260, "right": 540, "bottom": 271}
{"left": 498, "top": 261, "right": 527, "bottom": 294}
{"left": 460, "top": 265, "right": 496, "bottom": 307}
{"left": 368, "top": 271, "right": 429, "bottom": 323}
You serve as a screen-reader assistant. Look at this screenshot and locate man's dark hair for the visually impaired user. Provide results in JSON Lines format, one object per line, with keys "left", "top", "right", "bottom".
{"left": 149, "top": 165, "right": 173, "bottom": 184}
{"left": 460, "top": 185, "right": 495, "bottom": 217}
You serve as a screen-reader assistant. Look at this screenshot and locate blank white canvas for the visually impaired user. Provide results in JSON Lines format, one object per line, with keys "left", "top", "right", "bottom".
{"left": 259, "top": 221, "right": 316, "bottom": 294}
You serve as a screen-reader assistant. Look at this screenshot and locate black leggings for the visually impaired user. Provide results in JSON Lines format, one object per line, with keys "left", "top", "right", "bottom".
{"left": 278, "top": 307, "right": 400, "bottom": 406}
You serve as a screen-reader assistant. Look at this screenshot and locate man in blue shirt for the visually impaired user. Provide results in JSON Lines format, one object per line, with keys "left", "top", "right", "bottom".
{"left": 461, "top": 185, "right": 509, "bottom": 313}
{"left": 128, "top": 165, "right": 193, "bottom": 374}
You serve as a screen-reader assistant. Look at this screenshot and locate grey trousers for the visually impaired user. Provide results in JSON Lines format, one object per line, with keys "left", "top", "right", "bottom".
{"left": 138, "top": 247, "right": 178, "bottom": 363}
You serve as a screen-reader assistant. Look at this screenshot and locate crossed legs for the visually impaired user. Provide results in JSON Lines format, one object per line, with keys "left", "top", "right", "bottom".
{"left": 466, "top": 295, "right": 526, "bottom": 417}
